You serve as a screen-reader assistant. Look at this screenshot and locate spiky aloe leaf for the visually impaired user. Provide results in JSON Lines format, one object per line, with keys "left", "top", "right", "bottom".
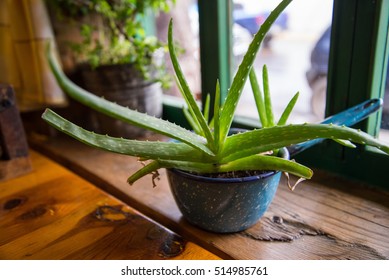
{"left": 219, "top": 0, "right": 292, "bottom": 145}
{"left": 127, "top": 160, "right": 161, "bottom": 185}
{"left": 42, "top": 109, "right": 214, "bottom": 162}
{"left": 278, "top": 92, "right": 299, "bottom": 125}
{"left": 219, "top": 154, "right": 313, "bottom": 179}
{"left": 128, "top": 153, "right": 312, "bottom": 184}
{"left": 287, "top": 99, "right": 383, "bottom": 156}
{"left": 222, "top": 123, "right": 389, "bottom": 162}
{"left": 332, "top": 138, "right": 357, "bottom": 148}
{"left": 183, "top": 107, "right": 201, "bottom": 134}
{"left": 203, "top": 93, "right": 211, "bottom": 124}
{"left": 213, "top": 80, "right": 221, "bottom": 152}
{"left": 46, "top": 44, "right": 214, "bottom": 157}
{"left": 249, "top": 69, "right": 268, "bottom": 127}
{"left": 168, "top": 19, "right": 214, "bottom": 148}
{"left": 262, "top": 65, "right": 275, "bottom": 127}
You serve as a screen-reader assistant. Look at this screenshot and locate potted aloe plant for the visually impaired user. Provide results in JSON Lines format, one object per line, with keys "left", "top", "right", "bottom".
{"left": 45, "top": 0, "right": 175, "bottom": 137}
{"left": 42, "top": 0, "right": 389, "bottom": 233}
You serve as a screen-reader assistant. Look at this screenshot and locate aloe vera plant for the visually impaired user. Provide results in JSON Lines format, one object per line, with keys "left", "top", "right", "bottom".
{"left": 42, "top": 0, "right": 389, "bottom": 187}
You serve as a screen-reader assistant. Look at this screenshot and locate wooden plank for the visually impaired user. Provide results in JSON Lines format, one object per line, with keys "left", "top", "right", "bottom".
{"left": 29, "top": 135, "right": 389, "bottom": 260}
{"left": 0, "top": 150, "right": 220, "bottom": 260}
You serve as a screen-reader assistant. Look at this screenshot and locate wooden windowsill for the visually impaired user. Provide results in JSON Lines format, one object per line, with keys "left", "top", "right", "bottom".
{"left": 0, "top": 149, "right": 219, "bottom": 260}
{"left": 27, "top": 132, "right": 389, "bottom": 260}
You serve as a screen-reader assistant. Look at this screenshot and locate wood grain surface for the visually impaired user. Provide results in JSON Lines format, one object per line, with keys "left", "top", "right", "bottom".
{"left": 0, "top": 150, "right": 220, "bottom": 260}
{"left": 29, "top": 134, "right": 389, "bottom": 260}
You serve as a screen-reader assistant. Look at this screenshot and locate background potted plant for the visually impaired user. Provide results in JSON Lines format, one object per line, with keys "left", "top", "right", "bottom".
{"left": 42, "top": 0, "right": 389, "bottom": 233}
{"left": 45, "top": 0, "right": 175, "bottom": 137}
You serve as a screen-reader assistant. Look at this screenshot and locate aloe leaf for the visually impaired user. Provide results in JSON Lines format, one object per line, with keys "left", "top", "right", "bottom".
{"left": 176, "top": 75, "right": 202, "bottom": 134}
{"left": 222, "top": 124, "right": 389, "bottom": 162}
{"left": 127, "top": 153, "right": 312, "bottom": 185}
{"left": 47, "top": 44, "right": 214, "bottom": 156}
{"left": 127, "top": 160, "right": 161, "bottom": 185}
{"left": 219, "top": 0, "right": 292, "bottom": 144}
{"left": 204, "top": 93, "right": 211, "bottom": 124}
{"left": 277, "top": 92, "right": 299, "bottom": 125}
{"left": 168, "top": 19, "right": 214, "bottom": 147}
{"left": 127, "top": 159, "right": 225, "bottom": 184}
{"left": 175, "top": 74, "right": 199, "bottom": 128}
{"left": 42, "top": 109, "right": 214, "bottom": 162}
{"left": 213, "top": 80, "right": 221, "bottom": 152}
{"left": 129, "top": 160, "right": 223, "bottom": 184}
{"left": 332, "top": 138, "right": 357, "bottom": 148}
{"left": 249, "top": 69, "right": 268, "bottom": 127}
{"left": 262, "top": 65, "right": 275, "bottom": 127}
{"left": 220, "top": 154, "right": 313, "bottom": 179}
{"left": 183, "top": 107, "right": 201, "bottom": 134}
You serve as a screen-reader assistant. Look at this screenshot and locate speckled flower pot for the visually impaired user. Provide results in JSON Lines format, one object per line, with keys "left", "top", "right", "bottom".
{"left": 166, "top": 147, "right": 289, "bottom": 233}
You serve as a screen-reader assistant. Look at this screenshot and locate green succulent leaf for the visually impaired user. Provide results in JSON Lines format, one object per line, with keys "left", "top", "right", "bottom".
{"left": 249, "top": 69, "right": 268, "bottom": 127}
{"left": 204, "top": 93, "right": 211, "bottom": 124}
{"left": 128, "top": 153, "right": 312, "bottom": 184}
{"left": 213, "top": 80, "right": 222, "bottom": 152}
{"left": 222, "top": 124, "right": 389, "bottom": 162}
{"left": 219, "top": 0, "right": 292, "bottom": 145}
{"left": 332, "top": 138, "right": 357, "bottom": 148}
{"left": 262, "top": 65, "right": 275, "bottom": 127}
{"left": 278, "top": 92, "right": 300, "bottom": 126}
{"left": 127, "top": 160, "right": 161, "bottom": 185}
{"left": 220, "top": 154, "right": 313, "bottom": 179}
{"left": 42, "top": 109, "right": 214, "bottom": 162}
{"left": 183, "top": 107, "right": 201, "bottom": 135}
{"left": 168, "top": 19, "right": 214, "bottom": 149}
{"left": 47, "top": 44, "right": 214, "bottom": 157}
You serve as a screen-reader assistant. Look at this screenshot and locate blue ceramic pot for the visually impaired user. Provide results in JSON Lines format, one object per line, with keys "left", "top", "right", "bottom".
{"left": 166, "top": 147, "right": 289, "bottom": 233}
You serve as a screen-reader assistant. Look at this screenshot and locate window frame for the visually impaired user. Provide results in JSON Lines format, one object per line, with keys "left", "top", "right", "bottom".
{"left": 296, "top": 0, "right": 389, "bottom": 189}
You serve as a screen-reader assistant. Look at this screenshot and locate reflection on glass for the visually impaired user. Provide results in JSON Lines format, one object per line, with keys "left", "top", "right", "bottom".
{"left": 379, "top": 62, "right": 389, "bottom": 143}
{"left": 233, "top": 0, "right": 333, "bottom": 124}
{"left": 380, "top": 70, "right": 389, "bottom": 129}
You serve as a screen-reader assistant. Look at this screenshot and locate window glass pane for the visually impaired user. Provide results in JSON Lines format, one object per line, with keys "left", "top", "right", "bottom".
{"left": 233, "top": 0, "right": 333, "bottom": 124}
{"left": 156, "top": 0, "right": 201, "bottom": 100}
{"left": 379, "top": 61, "right": 389, "bottom": 144}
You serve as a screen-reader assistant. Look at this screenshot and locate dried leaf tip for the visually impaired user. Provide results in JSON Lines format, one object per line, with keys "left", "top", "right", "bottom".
{"left": 284, "top": 172, "right": 307, "bottom": 191}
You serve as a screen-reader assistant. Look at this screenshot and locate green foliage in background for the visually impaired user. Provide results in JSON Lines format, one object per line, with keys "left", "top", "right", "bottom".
{"left": 47, "top": 0, "right": 175, "bottom": 87}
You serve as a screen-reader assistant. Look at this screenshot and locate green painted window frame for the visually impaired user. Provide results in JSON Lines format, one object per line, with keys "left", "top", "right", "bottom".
{"left": 297, "top": 0, "right": 389, "bottom": 189}
{"left": 162, "top": 0, "right": 389, "bottom": 189}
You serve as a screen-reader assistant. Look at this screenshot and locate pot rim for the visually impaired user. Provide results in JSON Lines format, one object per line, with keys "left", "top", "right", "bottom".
{"left": 168, "top": 147, "right": 289, "bottom": 184}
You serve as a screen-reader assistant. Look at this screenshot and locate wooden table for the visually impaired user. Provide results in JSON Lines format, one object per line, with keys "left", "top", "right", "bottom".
{"left": 0, "top": 150, "right": 219, "bottom": 260}
{"left": 2, "top": 132, "right": 389, "bottom": 260}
